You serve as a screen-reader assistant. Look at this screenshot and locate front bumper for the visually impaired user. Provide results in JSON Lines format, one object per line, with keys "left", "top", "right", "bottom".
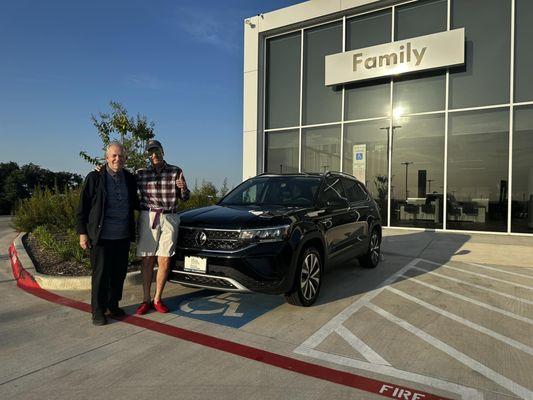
{"left": 169, "top": 241, "right": 296, "bottom": 294}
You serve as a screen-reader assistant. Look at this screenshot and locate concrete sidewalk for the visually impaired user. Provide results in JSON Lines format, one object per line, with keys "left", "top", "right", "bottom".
{"left": 382, "top": 228, "right": 533, "bottom": 268}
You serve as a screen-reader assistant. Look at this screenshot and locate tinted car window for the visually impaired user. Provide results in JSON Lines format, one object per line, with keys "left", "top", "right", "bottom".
{"left": 318, "top": 176, "right": 347, "bottom": 207}
{"left": 341, "top": 177, "right": 368, "bottom": 203}
{"left": 221, "top": 176, "right": 321, "bottom": 207}
{"left": 240, "top": 181, "right": 267, "bottom": 204}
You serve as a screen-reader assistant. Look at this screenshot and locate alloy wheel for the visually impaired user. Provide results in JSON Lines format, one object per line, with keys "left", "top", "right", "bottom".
{"left": 300, "top": 252, "right": 320, "bottom": 301}
{"left": 370, "top": 232, "right": 380, "bottom": 266}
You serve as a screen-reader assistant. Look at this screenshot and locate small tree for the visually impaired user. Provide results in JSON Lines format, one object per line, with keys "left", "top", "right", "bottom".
{"left": 374, "top": 174, "right": 388, "bottom": 217}
{"left": 80, "top": 101, "right": 155, "bottom": 171}
{"left": 219, "top": 177, "right": 229, "bottom": 198}
{"left": 198, "top": 180, "right": 218, "bottom": 200}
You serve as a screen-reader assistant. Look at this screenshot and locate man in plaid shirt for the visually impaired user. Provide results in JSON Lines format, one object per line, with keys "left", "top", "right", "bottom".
{"left": 135, "top": 139, "right": 190, "bottom": 315}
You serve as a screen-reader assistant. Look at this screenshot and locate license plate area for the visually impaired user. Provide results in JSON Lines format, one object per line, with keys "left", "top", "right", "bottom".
{"left": 184, "top": 256, "right": 207, "bottom": 273}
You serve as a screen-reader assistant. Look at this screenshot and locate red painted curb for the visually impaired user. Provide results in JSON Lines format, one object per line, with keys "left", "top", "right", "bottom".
{"left": 9, "top": 242, "right": 452, "bottom": 400}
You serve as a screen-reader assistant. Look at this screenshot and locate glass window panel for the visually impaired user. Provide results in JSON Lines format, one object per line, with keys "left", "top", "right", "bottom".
{"left": 318, "top": 176, "right": 347, "bottom": 207}
{"left": 265, "top": 33, "right": 301, "bottom": 129}
{"left": 447, "top": 109, "right": 509, "bottom": 232}
{"left": 515, "top": 0, "right": 533, "bottom": 102}
{"left": 345, "top": 10, "right": 391, "bottom": 121}
{"left": 341, "top": 177, "right": 367, "bottom": 203}
{"left": 395, "top": 0, "right": 447, "bottom": 40}
{"left": 511, "top": 106, "right": 533, "bottom": 234}
{"left": 303, "top": 22, "right": 342, "bottom": 125}
{"left": 390, "top": 114, "right": 445, "bottom": 229}
{"left": 394, "top": 71, "right": 445, "bottom": 115}
{"left": 345, "top": 79, "right": 391, "bottom": 121}
{"left": 450, "top": 0, "right": 511, "bottom": 109}
{"left": 302, "top": 125, "right": 341, "bottom": 173}
{"left": 265, "top": 130, "right": 299, "bottom": 174}
{"left": 343, "top": 119, "right": 389, "bottom": 222}
{"left": 347, "top": 9, "right": 391, "bottom": 49}
{"left": 393, "top": 0, "right": 446, "bottom": 114}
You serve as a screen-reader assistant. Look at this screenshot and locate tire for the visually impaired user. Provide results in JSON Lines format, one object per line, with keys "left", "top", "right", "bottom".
{"left": 285, "top": 247, "right": 322, "bottom": 307}
{"left": 358, "top": 228, "right": 381, "bottom": 269}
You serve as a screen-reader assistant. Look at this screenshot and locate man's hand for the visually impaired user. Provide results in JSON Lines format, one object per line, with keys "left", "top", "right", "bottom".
{"left": 94, "top": 164, "right": 104, "bottom": 173}
{"left": 79, "top": 234, "right": 91, "bottom": 250}
{"left": 176, "top": 172, "right": 187, "bottom": 190}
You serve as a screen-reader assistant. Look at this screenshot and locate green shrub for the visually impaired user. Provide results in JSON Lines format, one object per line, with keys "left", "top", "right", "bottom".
{"left": 12, "top": 187, "right": 80, "bottom": 232}
{"left": 177, "top": 180, "right": 219, "bottom": 212}
{"left": 33, "top": 225, "right": 90, "bottom": 267}
{"left": 14, "top": 177, "right": 229, "bottom": 270}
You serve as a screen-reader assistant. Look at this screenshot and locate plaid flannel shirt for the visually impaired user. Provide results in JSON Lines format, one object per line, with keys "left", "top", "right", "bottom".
{"left": 136, "top": 162, "right": 190, "bottom": 212}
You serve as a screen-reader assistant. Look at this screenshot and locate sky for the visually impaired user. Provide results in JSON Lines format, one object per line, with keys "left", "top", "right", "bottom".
{"left": 0, "top": 0, "right": 302, "bottom": 190}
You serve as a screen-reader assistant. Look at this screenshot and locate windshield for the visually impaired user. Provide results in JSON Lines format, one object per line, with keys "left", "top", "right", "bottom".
{"left": 220, "top": 176, "right": 322, "bottom": 207}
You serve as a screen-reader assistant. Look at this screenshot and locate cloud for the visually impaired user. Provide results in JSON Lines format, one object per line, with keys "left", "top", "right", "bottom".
{"left": 123, "top": 74, "right": 164, "bottom": 90}
{"left": 174, "top": 7, "right": 240, "bottom": 53}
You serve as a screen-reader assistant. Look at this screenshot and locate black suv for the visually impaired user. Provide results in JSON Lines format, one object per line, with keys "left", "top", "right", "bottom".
{"left": 169, "top": 172, "right": 382, "bottom": 306}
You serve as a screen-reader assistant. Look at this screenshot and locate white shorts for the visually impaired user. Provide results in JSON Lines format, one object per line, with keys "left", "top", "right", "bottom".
{"left": 136, "top": 210, "right": 180, "bottom": 257}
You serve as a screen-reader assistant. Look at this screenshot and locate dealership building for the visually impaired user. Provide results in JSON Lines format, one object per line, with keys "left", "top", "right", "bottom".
{"left": 242, "top": 0, "right": 533, "bottom": 235}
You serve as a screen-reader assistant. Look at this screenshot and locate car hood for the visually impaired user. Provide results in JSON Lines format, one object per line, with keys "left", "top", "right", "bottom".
{"left": 178, "top": 204, "right": 308, "bottom": 229}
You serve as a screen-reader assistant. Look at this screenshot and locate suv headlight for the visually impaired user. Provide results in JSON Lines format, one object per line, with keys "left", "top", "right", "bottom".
{"left": 239, "top": 225, "right": 290, "bottom": 243}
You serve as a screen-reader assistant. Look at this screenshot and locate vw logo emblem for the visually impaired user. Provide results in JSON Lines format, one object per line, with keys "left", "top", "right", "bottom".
{"left": 196, "top": 231, "right": 207, "bottom": 247}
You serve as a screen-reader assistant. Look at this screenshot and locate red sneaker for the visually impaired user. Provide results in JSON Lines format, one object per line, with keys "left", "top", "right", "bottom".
{"left": 153, "top": 300, "right": 169, "bottom": 313}
{"left": 135, "top": 301, "right": 152, "bottom": 315}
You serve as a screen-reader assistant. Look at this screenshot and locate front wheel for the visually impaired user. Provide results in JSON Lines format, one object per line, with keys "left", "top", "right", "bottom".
{"left": 358, "top": 228, "right": 381, "bottom": 269}
{"left": 285, "top": 247, "right": 322, "bottom": 307}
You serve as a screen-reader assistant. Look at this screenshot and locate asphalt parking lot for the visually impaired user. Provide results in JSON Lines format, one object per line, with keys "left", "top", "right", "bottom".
{"left": 2, "top": 218, "right": 533, "bottom": 400}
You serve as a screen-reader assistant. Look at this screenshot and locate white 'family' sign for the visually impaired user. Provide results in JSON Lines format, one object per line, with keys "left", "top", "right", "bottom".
{"left": 325, "top": 28, "right": 465, "bottom": 86}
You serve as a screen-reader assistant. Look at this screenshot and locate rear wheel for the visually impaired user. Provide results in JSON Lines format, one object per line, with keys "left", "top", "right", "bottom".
{"left": 358, "top": 228, "right": 381, "bottom": 269}
{"left": 285, "top": 247, "right": 322, "bottom": 307}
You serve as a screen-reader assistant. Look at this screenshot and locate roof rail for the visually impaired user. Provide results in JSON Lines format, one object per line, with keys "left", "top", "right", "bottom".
{"left": 256, "top": 172, "right": 317, "bottom": 177}
{"left": 325, "top": 170, "right": 356, "bottom": 178}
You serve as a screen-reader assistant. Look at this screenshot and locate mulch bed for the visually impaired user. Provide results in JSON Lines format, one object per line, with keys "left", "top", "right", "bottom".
{"left": 23, "top": 233, "right": 141, "bottom": 276}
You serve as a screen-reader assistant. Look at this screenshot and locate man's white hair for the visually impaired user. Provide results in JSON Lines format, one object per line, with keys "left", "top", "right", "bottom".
{"left": 105, "top": 141, "right": 125, "bottom": 156}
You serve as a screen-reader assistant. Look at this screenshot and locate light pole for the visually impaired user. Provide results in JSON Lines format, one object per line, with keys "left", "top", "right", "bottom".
{"left": 427, "top": 179, "right": 435, "bottom": 194}
{"left": 380, "top": 125, "right": 402, "bottom": 200}
{"left": 380, "top": 125, "right": 402, "bottom": 157}
{"left": 401, "top": 161, "right": 413, "bottom": 200}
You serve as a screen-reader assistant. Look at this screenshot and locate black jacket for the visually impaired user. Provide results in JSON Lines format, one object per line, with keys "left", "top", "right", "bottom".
{"left": 76, "top": 168, "right": 139, "bottom": 243}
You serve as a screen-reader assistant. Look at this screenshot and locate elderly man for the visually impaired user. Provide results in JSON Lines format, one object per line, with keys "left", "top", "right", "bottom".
{"left": 135, "top": 139, "right": 190, "bottom": 314}
{"left": 76, "top": 142, "right": 138, "bottom": 326}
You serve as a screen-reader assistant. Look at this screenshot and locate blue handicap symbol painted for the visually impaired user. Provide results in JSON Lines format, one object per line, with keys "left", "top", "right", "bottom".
{"left": 355, "top": 152, "right": 364, "bottom": 160}
{"left": 164, "top": 290, "right": 284, "bottom": 328}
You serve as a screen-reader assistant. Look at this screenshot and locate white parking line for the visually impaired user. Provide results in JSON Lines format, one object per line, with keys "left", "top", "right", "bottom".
{"left": 366, "top": 303, "right": 533, "bottom": 400}
{"left": 295, "top": 346, "right": 483, "bottom": 400}
{"left": 296, "top": 257, "right": 533, "bottom": 400}
{"left": 422, "top": 260, "right": 533, "bottom": 292}
{"left": 334, "top": 324, "right": 391, "bottom": 365}
{"left": 387, "top": 285, "right": 533, "bottom": 356}
{"left": 409, "top": 265, "right": 533, "bottom": 306}
{"left": 296, "top": 258, "right": 484, "bottom": 400}
{"left": 407, "top": 277, "right": 533, "bottom": 325}
{"left": 299, "top": 258, "right": 422, "bottom": 350}
{"left": 466, "top": 262, "right": 533, "bottom": 280}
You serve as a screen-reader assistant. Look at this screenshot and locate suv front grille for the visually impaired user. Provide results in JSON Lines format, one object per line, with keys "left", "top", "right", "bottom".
{"left": 174, "top": 273, "right": 237, "bottom": 289}
{"left": 178, "top": 227, "right": 246, "bottom": 252}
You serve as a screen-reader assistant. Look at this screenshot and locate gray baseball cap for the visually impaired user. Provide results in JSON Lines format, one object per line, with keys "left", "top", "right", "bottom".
{"left": 145, "top": 139, "right": 163, "bottom": 152}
